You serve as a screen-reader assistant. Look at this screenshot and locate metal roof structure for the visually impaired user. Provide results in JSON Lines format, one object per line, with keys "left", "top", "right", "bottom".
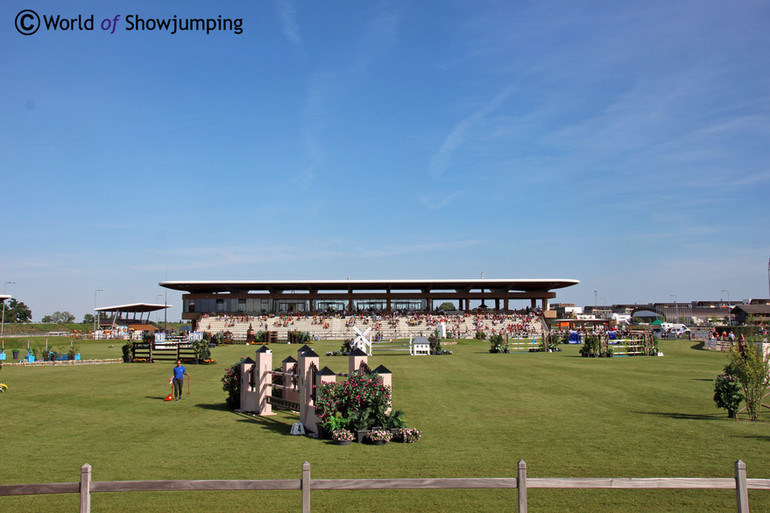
{"left": 159, "top": 278, "right": 579, "bottom": 294}
{"left": 94, "top": 303, "right": 172, "bottom": 313}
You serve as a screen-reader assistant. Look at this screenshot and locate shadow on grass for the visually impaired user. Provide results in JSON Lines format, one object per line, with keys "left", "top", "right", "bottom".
{"left": 634, "top": 411, "right": 724, "bottom": 421}
{"left": 193, "top": 403, "right": 296, "bottom": 434}
{"left": 235, "top": 412, "right": 294, "bottom": 435}
{"left": 146, "top": 395, "right": 171, "bottom": 401}
{"left": 195, "top": 402, "right": 231, "bottom": 411}
{"left": 690, "top": 341, "right": 706, "bottom": 351}
{"left": 738, "top": 434, "right": 770, "bottom": 441}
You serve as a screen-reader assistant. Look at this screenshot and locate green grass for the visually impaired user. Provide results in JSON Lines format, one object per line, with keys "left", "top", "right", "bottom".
{"left": 1, "top": 340, "right": 767, "bottom": 512}
{"left": 1, "top": 322, "right": 185, "bottom": 335}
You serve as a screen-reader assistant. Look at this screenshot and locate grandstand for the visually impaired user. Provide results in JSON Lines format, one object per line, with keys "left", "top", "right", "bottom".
{"left": 196, "top": 311, "right": 547, "bottom": 342}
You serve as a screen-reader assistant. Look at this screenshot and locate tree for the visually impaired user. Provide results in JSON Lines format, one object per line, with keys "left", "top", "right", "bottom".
{"left": 437, "top": 302, "right": 455, "bottom": 312}
{"left": 42, "top": 311, "right": 76, "bottom": 324}
{"left": 82, "top": 313, "right": 95, "bottom": 324}
{"left": 728, "top": 341, "right": 770, "bottom": 421}
{"left": 2, "top": 298, "right": 32, "bottom": 323}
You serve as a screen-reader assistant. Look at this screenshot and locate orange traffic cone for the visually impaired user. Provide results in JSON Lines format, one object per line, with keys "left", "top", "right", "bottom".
{"left": 164, "top": 393, "right": 173, "bottom": 401}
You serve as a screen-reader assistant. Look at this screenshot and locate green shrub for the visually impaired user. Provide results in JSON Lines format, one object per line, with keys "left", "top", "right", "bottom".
{"left": 713, "top": 363, "right": 742, "bottom": 418}
{"left": 193, "top": 338, "right": 211, "bottom": 362}
{"left": 429, "top": 330, "right": 442, "bottom": 354}
{"left": 221, "top": 361, "right": 242, "bottom": 410}
{"left": 580, "top": 335, "right": 601, "bottom": 356}
{"left": 489, "top": 334, "right": 509, "bottom": 353}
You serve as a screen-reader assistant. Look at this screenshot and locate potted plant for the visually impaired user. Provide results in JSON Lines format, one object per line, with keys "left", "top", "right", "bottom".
{"left": 394, "top": 428, "right": 421, "bottom": 443}
{"left": 68, "top": 345, "right": 78, "bottom": 361}
{"left": 368, "top": 428, "right": 393, "bottom": 445}
{"left": 331, "top": 429, "right": 354, "bottom": 445}
{"left": 321, "top": 412, "right": 350, "bottom": 440}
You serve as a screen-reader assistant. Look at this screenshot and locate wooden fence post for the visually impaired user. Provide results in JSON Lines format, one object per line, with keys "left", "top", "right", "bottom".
{"left": 735, "top": 460, "right": 749, "bottom": 513}
{"left": 517, "top": 460, "right": 527, "bottom": 513}
{"left": 79, "top": 464, "right": 91, "bottom": 513}
{"left": 302, "top": 461, "right": 311, "bottom": 513}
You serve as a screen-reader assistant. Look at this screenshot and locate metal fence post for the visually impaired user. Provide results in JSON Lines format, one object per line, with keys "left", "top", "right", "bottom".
{"left": 302, "top": 461, "right": 311, "bottom": 513}
{"left": 80, "top": 464, "right": 91, "bottom": 513}
{"left": 517, "top": 460, "right": 527, "bottom": 513}
{"left": 735, "top": 460, "right": 749, "bottom": 513}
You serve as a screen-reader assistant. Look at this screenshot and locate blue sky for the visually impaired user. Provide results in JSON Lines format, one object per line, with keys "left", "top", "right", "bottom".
{"left": 1, "top": 0, "right": 769, "bottom": 321}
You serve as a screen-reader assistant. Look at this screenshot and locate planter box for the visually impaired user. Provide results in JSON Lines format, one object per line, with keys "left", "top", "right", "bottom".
{"left": 355, "top": 430, "right": 369, "bottom": 444}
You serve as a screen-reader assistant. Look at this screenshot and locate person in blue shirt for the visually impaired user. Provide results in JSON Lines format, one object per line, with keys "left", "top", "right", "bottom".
{"left": 172, "top": 360, "right": 189, "bottom": 401}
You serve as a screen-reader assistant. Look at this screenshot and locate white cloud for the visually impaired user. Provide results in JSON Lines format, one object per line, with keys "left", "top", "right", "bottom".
{"left": 274, "top": 0, "right": 302, "bottom": 49}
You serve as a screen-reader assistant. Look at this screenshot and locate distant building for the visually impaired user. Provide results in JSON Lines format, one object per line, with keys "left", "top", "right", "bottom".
{"left": 731, "top": 304, "right": 770, "bottom": 325}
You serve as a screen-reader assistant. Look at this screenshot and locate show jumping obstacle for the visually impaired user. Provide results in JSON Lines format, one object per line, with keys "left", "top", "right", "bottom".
{"left": 238, "top": 345, "right": 392, "bottom": 435}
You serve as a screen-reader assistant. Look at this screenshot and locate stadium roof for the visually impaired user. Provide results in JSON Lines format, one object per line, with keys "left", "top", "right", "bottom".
{"left": 159, "top": 278, "right": 580, "bottom": 294}
{"left": 94, "top": 303, "right": 172, "bottom": 313}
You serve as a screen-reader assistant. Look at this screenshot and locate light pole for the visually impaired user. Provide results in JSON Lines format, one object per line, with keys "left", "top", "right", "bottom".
{"left": 721, "top": 289, "right": 730, "bottom": 326}
{"left": 670, "top": 295, "right": 677, "bottom": 323}
{"left": 94, "top": 289, "right": 103, "bottom": 332}
{"left": 156, "top": 294, "right": 163, "bottom": 324}
{"left": 1, "top": 281, "right": 16, "bottom": 338}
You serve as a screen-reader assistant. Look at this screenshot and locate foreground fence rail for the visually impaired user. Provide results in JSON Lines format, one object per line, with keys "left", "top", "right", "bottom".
{"left": 1, "top": 460, "right": 767, "bottom": 512}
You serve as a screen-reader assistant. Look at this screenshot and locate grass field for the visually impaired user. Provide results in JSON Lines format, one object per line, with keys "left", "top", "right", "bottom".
{"left": 1, "top": 339, "right": 767, "bottom": 512}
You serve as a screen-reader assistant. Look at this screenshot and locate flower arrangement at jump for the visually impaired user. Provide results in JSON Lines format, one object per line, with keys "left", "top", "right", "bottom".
{"left": 0, "top": 383, "right": 7, "bottom": 393}
{"left": 316, "top": 368, "right": 418, "bottom": 444}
